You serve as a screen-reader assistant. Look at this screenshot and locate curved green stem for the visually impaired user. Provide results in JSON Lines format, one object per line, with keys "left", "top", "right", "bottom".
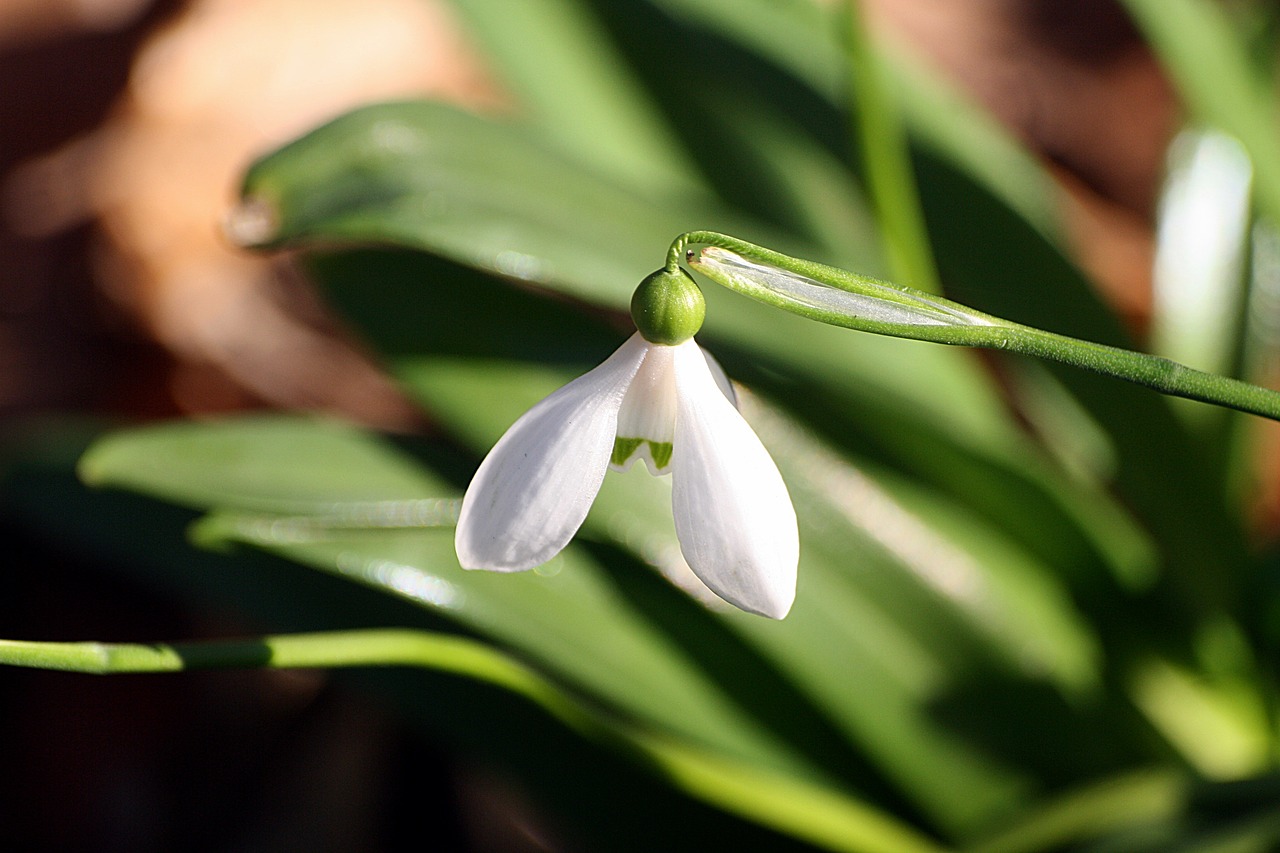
{"left": 0, "top": 629, "right": 582, "bottom": 723}
{"left": 0, "top": 630, "right": 947, "bottom": 853}
{"left": 673, "top": 231, "right": 1280, "bottom": 421}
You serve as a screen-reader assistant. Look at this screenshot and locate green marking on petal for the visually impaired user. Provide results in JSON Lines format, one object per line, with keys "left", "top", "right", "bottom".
{"left": 612, "top": 436, "right": 643, "bottom": 468}
{"left": 612, "top": 437, "right": 675, "bottom": 473}
{"left": 648, "top": 441, "right": 673, "bottom": 471}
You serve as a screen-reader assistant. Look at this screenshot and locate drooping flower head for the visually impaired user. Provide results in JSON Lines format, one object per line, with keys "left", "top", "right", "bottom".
{"left": 455, "top": 267, "right": 798, "bottom": 618}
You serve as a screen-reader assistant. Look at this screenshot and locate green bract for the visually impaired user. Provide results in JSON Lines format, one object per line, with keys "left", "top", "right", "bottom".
{"left": 630, "top": 267, "right": 706, "bottom": 345}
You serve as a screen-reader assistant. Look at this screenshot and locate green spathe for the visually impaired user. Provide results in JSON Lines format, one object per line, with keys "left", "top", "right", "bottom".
{"left": 631, "top": 267, "right": 706, "bottom": 345}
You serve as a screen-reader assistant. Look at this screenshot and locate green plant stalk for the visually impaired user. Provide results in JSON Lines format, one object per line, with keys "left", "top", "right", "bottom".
{"left": 0, "top": 631, "right": 1201, "bottom": 851}
{"left": 0, "top": 630, "right": 579, "bottom": 716}
{"left": 0, "top": 629, "right": 948, "bottom": 853}
{"left": 844, "top": 0, "right": 941, "bottom": 294}
{"left": 672, "top": 231, "right": 1280, "bottom": 421}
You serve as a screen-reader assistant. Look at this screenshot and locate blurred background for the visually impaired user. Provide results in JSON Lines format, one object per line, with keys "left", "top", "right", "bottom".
{"left": 0, "top": 0, "right": 1244, "bottom": 850}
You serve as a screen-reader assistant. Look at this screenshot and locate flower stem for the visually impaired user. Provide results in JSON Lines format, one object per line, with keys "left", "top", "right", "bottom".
{"left": 1002, "top": 325, "right": 1280, "bottom": 420}
{"left": 673, "top": 230, "right": 1280, "bottom": 421}
{"left": 0, "top": 630, "right": 584, "bottom": 724}
{"left": 0, "top": 629, "right": 948, "bottom": 853}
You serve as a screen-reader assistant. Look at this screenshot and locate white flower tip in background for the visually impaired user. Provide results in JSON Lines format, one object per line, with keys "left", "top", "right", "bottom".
{"left": 455, "top": 332, "right": 798, "bottom": 619}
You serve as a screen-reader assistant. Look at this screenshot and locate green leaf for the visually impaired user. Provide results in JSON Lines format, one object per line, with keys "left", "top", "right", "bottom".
{"left": 237, "top": 100, "right": 731, "bottom": 306}
{"left": 81, "top": 417, "right": 821, "bottom": 782}
{"left": 967, "top": 769, "right": 1186, "bottom": 853}
{"left": 78, "top": 415, "right": 440, "bottom": 513}
{"left": 447, "top": 0, "right": 701, "bottom": 194}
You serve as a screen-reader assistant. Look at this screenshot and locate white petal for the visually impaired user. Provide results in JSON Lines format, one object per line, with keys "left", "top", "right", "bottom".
{"left": 699, "top": 346, "right": 737, "bottom": 407}
{"left": 670, "top": 341, "right": 799, "bottom": 618}
{"left": 614, "top": 343, "right": 677, "bottom": 474}
{"left": 456, "top": 334, "right": 649, "bottom": 571}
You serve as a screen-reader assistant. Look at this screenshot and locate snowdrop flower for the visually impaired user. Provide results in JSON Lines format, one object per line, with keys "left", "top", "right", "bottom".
{"left": 456, "top": 267, "right": 799, "bottom": 618}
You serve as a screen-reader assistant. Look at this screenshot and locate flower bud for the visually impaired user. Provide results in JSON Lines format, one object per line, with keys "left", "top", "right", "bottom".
{"left": 630, "top": 267, "right": 706, "bottom": 345}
